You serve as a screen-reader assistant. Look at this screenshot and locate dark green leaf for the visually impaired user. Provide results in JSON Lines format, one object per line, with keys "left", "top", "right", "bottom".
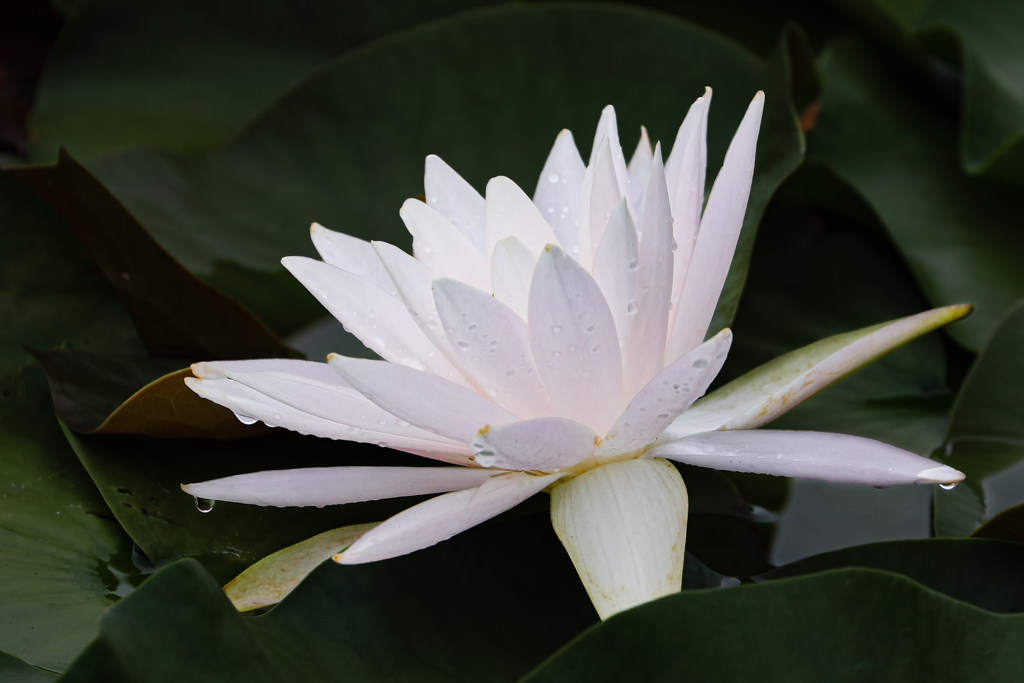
{"left": 8, "top": 153, "right": 292, "bottom": 358}
{"left": 760, "top": 538, "right": 1024, "bottom": 612}
{"left": 0, "top": 651, "right": 56, "bottom": 683}
{"left": 972, "top": 502, "right": 1024, "bottom": 543}
{"left": 523, "top": 568, "right": 1024, "bottom": 682}
{"left": 808, "top": 36, "right": 1024, "bottom": 350}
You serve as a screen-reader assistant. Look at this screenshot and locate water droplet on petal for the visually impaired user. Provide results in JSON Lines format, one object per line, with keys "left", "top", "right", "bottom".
{"left": 552, "top": 325, "right": 562, "bottom": 333}
{"left": 548, "top": 172, "right": 560, "bottom": 183}
{"left": 940, "top": 482, "right": 959, "bottom": 490}
{"left": 457, "top": 341, "right": 470, "bottom": 349}
{"left": 235, "top": 414, "right": 258, "bottom": 425}
{"left": 194, "top": 497, "right": 215, "bottom": 514}
{"left": 693, "top": 359, "right": 709, "bottom": 369}
{"left": 628, "top": 259, "right": 639, "bottom": 271}
{"left": 626, "top": 301, "right": 639, "bottom": 315}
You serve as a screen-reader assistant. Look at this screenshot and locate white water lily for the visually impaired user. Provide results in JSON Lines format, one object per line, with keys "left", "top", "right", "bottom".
{"left": 183, "top": 89, "right": 968, "bottom": 620}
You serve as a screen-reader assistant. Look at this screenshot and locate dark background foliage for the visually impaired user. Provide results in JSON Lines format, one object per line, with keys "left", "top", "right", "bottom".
{"left": 3, "top": 0, "right": 1024, "bottom": 680}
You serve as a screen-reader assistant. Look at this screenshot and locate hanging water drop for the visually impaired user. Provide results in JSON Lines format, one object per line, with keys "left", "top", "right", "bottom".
{"left": 940, "top": 482, "right": 959, "bottom": 490}
{"left": 194, "top": 497, "right": 215, "bottom": 514}
{"left": 235, "top": 414, "right": 258, "bottom": 425}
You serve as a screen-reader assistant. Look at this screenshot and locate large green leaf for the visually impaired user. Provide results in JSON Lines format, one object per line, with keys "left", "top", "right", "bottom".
{"left": 934, "top": 301, "right": 1024, "bottom": 537}
{"left": 523, "top": 568, "right": 1024, "bottom": 682}
{"left": 808, "top": 36, "right": 1024, "bottom": 350}
{"left": 0, "top": 651, "right": 55, "bottom": 683}
{"left": 832, "top": 0, "right": 1024, "bottom": 184}
{"left": 0, "top": 174, "right": 142, "bottom": 670}
{"left": 86, "top": 4, "right": 805, "bottom": 337}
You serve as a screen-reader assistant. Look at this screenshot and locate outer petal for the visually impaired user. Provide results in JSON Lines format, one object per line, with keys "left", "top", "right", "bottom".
{"left": 329, "top": 355, "right": 517, "bottom": 443}
{"left": 372, "top": 241, "right": 473, "bottom": 388}
{"left": 184, "top": 377, "right": 473, "bottom": 464}
{"left": 627, "top": 126, "right": 653, "bottom": 215}
{"left": 664, "top": 305, "right": 974, "bottom": 439}
{"left": 469, "top": 417, "right": 598, "bottom": 470}
{"left": 648, "top": 430, "right": 966, "bottom": 486}
{"left": 664, "top": 91, "right": 711, "bottom": 329}
{"left": 224, "top": 523, "right": 379, "bottom": 612}
{"left": 550, "top": 458, "right": 687, "bottom": 620}
{"left": 486, "top": 176, "right": 560, "bottom": 260}
{"left": 282, "top": 256, "right": 462, "bottom": 381}
{"left": 588, "top": 105, "right": 629, "bottom": 199}
{"left": 191, "top": 358, "right": 346, "bottom": 382}
{"left": 587, "top": 136, "right": 625, "bottom": 260}
{"left": 576, "top": 165, "right": 596, "bottom": 269}
{"left": 399, "top": 199, "right": 491, "bottom": 292}
{"left": 338, "top": 471, "right": 564, "bottom": 564}
{"left": 624, "top": 145, "right": 674, "bottom": 397}
{"left": 533, "top": 129, "right": 585, "bottom": 256}
{"left": 181, "top": 466, "right": 498, "bottom": 507}
{"left": 600, "top": 329, "right": 731, "bottom": 458}
{"left": 433, "top": 278, "right": 552, "bottom": 419}
{"left": 591, "top": 199, "right": 638, "bottom": 350}
{"left": 667, "top": 91, "right": 764, "bottom": 364}
{"left": 490, "top": 236, "right": 537, "bottom": 320}
{"left": 528, "top": 245, "right": 624, "bottom": 434}
{"left": 424, "top": 154, "right": 486, "bottom": 255}
{"left": 309, "top": 223, "right": 397, "bottom": 297}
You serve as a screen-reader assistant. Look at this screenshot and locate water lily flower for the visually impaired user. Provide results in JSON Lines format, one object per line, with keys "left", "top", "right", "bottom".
{"left": 183, "top": 89, "right": 968, "bottom": 620}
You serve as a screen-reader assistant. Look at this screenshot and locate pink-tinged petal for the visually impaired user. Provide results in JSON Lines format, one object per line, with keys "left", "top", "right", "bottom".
{"left": 424, "top": 154, "right": 486, "bottom": 255}
{"left": 600, "top": 329, "right": 731, "bottom": 457}
{"left": 664, "top": 305, "right": 974, "bottom": 439}
{"left": 664, "top": 90, "right": 711, "bottom": 329}
{"left": 309, "top": 223, "right": 397, "bottom": 297}
{"left": 667, "top": 91, "right": 764, "bottom": 364}
{"left": 587, "top": 136, "right": 625, "bottom": 260}
{"left": 648, "top": 430, "right": 965, "bottom": 486}
{"left": 490, "top": 236, "right": 537, "bottom": 321}
{"left": 184, "top": 377, "right": 473, "bottom": 464}
{"left": 337, "top": 471, "right": 564, "bottom": 564}
{"left": 191, "top": 358, "right": 346, "bottom": 382}
{"left": 470, "top": 418, "right": 597, "bottom": 470}
{"left": 551, "top": 458, "right": 687, "bottom": 620}
{"left": 328, "top": 355, "right": 517, "bottom": 443}
{"left": 627, "top": 126, "right": 654, "bottom": 217}
{"left": 224, "top": 523, "right": 379, "bottom": 611}
{"left": 624, "top": 145, "right": 674, "bottom": 397}
{"left": 533, "top": 129, "right": 585, "bottom": 256}
{"left": 486, "top": 176, "right": 561, "bottom": 260}
{"left": 282, "top": 256, "right": 462, "bottom": 382}
{"left": 372, "top": 241, "right": 473, "bottom": 388}
{"left": 181, "top": 466, "right": 498, "bottom": 507}
{"left": 528, "top": 245, "right": 624, "bottom": 434}
{"left": 219, "top": 367, "right": 465, "bottom": 449}
{"left": 591, "top": 199, "right": 639, "bottom": 350}
{"left": 433, "top": 278, "right": 552, "bottom": 419}
{"left": 399, "top": 199, "right": 491, "bottom": 292}
{"left": 588, "top": 105, "right": 629, "bottom": 199}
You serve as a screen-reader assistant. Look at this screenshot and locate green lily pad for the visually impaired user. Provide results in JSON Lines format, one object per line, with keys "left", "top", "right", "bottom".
{"left": 85, "top": 4, "right": 806, "bottom": 337}
{"left": 807, "top": 36, "right": 1024, "bottom": 350}
{"left": 0, "top": 651, "right": 55, "bottom": 683}
{"left": 0, "top": 174, "right": 142, "bottom": 670}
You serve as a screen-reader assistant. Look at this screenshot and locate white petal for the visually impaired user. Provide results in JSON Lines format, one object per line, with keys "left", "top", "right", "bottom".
{"left": 576, "top": 165, "right": 595, "bottom": 270}
{"left": 185, "top": 377, "right": 473, "bottom": 464}
{"left": 338, "top": 471, "right": 564, "bottom": 564}
{"left": 282, "top": 256, "right": 462, "bottom": 381}
{"left": 399, "top": 199, "right": 491, "bottom": 292}
{"left": 182, "top": 466, "right": 498, "bottom": 507}
{"left": 627, "top": 126, "right": 653, "bottom": 215}
{"left": 191, "top": 358, "right": 346, "bottom": 382}
{"left": 587, "top": 136, "right": 625, "bottom": 260}
{"left": 329, "top": 355, "right": 517, "bottom": 443}
{"left": 667, "top": 92, "right": 763, "bottom": 364}
{"left": 624, "top": 144, "right": 674, "bottom": 397}
{"left": 424, "top": 154, "right": 486, "bottom": 255}
{"left": 588, "top": 105, "right": 629, "bottom": 199}
{"left": 600, "top": 329, "right": 731, "bottom": 457}
{"left": 550, "top": 457, "right": 687, "bottom": 620}
{"left": 528, "top": 245, "right": 624, "bottom": 434}
{"left": 649, "top": 430, "right": 966, "bottom": 486}
{"left": 309, "top": 223, "right": 397, "bottom": 297}
{"left": 224, "top": 523, "right": 379, "bottom": 611}
{"left": 664, "top": 91, "right": 711, "bottom": 330}
{"left": 372, "top": 241, "right": 473, "bottom": 388}
{"left": 433, "top": 278, "right": 552, "bottom": 419}
{"left": 490, "top": 236, "right": 537, "bottom": 320}
{"left": 664, "top": 305, "right": 974, "bottom": 439}
{"left": 591, "top": 199, "right": 639, "bottom": 350}
{"left": 533, "top": 129, "right": 585, "bottom": 256}
{"left": 485, "top": 176, "right": 560, "bottom": 260}
{"left": 470, "top": 418, "right": 597, "bottom": 470}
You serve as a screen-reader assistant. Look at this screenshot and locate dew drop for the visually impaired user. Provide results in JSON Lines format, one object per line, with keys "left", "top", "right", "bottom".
{"left": 567, "top": 344, "right": 578, "bottom": 352}
{"left": 467, "top": 323, "right": 478, "bottom": 331}
{"left": 505, "top": 369, "right": 517, "bottom": 377}
{"left": 377, "top": 441, "right": 388, "bottom": 448}
{"left": 592, "top": 344, "right": 601, "bottom": 352}
{"left": 457, "top": 341, "right": 470, "bottom": 349}
{"left": 429, "top": 195, "right": 439, "bottom": 204}
{"left": 548, "top": 172, "right": 560, "bottom": 183}
{"left": 377, "top": 419, "right": 388, "bottom": 425}
{"left": 693, "top": 359, "right": 709, "bottom": 369}
{"left": 586, "top": 325, "right": 595, "bottom": 332}
{"left": 656, "top": 412, "right": 670, "bottom": 419}
{"left": 235, "top": 414, "right": 258, "bottom": 425}
{"left": 194, "top": 497, "right": 215, "bottom": 514}
{"left": 552, "top": 325, "right": 562, "bottom": 333}
{"left": 420, "top": 243, "right": 433, "bottom": 254}
{"left": 628, "top": 259, "right": 639, "bottom": 271}
{"left": 484, "top": 386, "right": 498, "bottom": 397}
{"left": 671, "top": 239, "right": 678, "bottom": 253}
{"left": 940, "top": 482, "right": 959, "bottom": 490}
{"left": 626, "top": 301, "right": 639, "bottom": 314}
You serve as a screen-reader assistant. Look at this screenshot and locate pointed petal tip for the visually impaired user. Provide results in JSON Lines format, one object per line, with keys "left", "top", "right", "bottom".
{"left": 916, "top": 465, "right": 966, "bottom": 484}
{"left": 180, "top": 482, "right": 192, "bottom": 493}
